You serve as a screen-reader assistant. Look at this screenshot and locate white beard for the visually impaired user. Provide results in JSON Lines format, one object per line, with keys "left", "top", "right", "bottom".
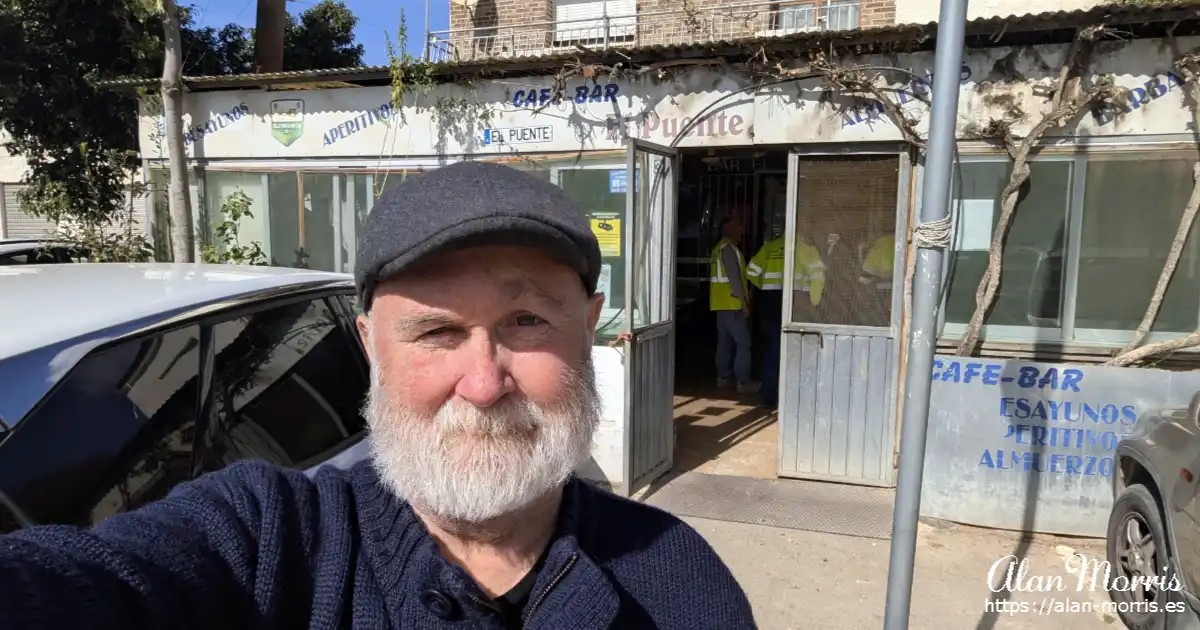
{"left": 363, "top": 349, "right": 601, "bottom": 524}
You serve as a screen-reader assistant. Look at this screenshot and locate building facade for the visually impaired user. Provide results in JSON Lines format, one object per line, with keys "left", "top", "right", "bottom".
{"left": 436, "top": 0, "right": 895, "bottom": 62}
{"left": 132, "top": 6, "right": 1200, "bottom": 537}
{"left": 435, "top": 0, "right": 1116, "bottom": 65}
{"left": 0, "top": 135, "right": 53, "bottom": 241}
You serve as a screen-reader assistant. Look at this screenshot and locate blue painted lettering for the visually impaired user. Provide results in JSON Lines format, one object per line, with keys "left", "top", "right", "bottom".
{"left": 962, "top": 363, "right": 982, "bottom": 384}
{"left": 323, "top": 102, "right": 393, "bottom": 147}
{"left": 979, "top": 448, "right": 1115, "bottom": 477}
{"left": 983, "top": 364, "right": 1001, "bottom": 385}
{"left": 1017, "top": 366, "right": 1039, "bottom": 388}
{"left": 515, "top": 83, "right": 619, "bottom": 109}
{"left": 181, "top": 103, "right": 249, "bottom": 147}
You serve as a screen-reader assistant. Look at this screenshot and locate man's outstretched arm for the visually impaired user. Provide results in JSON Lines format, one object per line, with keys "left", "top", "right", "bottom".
{"left": 0, "top": 460, "right": 316, "bottom": 629}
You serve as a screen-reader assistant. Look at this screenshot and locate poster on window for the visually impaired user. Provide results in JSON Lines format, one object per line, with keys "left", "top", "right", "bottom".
{"left": 596, "top": 263, "right": 613, "bottom": 311}
{"left": 954, "top": 198, "right": 995, "bottom": 251}
{"left": 590, "top": 217, "right": 622, "bottom": 257}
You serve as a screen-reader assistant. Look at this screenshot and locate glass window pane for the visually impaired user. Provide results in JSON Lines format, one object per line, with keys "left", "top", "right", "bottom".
{"left": 1076, "top": 155, "right": 1200, "bottom": 334}
{"left": 630, "top": 152, "right": 672, "bottom": 328}
{"left": 944, "top": 160, "right": 1070, "bottom": 333}
{"left": 267, "top": 172, "right": 339, "bottom": 271}
{"left": 200, "top": 298, "right": 368, "bottom": 472}
{"left": 791, "top": 155, "right": 899, "bottom": 327}
{"left": 558, "top": 166, "right": 628, "bottom": 339}
{"left": 0, "top": 326, "right": 202, "bottom": 526}
{"left": 205, "top": 171, "right": 268, "bottom": 261}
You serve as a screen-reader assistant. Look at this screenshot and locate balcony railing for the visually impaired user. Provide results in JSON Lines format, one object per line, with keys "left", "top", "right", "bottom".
{"left": 426, "top": 0, "right": 862, "bottom": 64}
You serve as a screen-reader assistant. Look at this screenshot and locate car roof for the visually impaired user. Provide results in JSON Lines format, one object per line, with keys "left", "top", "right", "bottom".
{"left": 0, "top": 263, "right": 353, "bottom": 360}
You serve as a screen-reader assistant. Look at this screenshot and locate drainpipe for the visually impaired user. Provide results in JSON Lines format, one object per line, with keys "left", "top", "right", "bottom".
{"left": 881, "top": 0, "right": 968, "bottom": 626}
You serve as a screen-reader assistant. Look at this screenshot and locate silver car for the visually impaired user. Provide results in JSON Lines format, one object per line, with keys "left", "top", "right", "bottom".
{"left": 0, "top": 263, "right": 372, "bottom": 532}
{"left": 1110, "top": 392, "right": 1200, "bottom": 630}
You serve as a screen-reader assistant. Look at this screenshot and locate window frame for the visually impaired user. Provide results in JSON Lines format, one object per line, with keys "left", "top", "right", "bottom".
{"left": 938, "top": 146, "right": 1200, "bottom": 349}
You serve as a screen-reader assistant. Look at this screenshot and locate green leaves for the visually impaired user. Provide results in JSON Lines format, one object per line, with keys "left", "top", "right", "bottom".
{"left": 201, "top": 189, "right": 268, "bottom": 266}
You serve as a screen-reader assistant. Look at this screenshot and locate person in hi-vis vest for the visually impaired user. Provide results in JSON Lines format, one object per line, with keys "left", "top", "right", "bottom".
{"left": 746, "top": 231, "right": 785, "bottom": 408}
{"left": 858, "top": 233, "right": 894, "bottom": 327}
{"left": 710, "top": 215, "right": 760, "bottom": 394}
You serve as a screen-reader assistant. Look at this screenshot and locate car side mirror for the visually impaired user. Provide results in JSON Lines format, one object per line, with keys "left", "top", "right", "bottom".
{"left": 1189, "top": 390, "right": 1200, "bottom": 431}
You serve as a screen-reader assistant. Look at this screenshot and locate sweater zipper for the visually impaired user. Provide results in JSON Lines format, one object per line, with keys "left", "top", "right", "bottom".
{"left": 521, "top": 553, "right": 579, "bottom": 628}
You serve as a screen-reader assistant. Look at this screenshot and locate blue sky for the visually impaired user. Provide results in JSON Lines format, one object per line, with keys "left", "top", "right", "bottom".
{"left": 188, "top": 0, "right": 450, "bottom": 66}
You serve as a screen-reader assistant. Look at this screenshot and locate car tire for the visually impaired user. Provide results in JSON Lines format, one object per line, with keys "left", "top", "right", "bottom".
{"left": 1106, "top": 483, "right": 1182, "bottom": 630}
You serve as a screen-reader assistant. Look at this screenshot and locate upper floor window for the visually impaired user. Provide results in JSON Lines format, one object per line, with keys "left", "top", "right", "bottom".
{"left": 942, "top": 149, "right": 1200, "bottom": 347}
{"left": 554, "top": 0, "right": 636, "bottom": 47}
{"left": 769, "top": 1, "right": 861, "bottom": 33}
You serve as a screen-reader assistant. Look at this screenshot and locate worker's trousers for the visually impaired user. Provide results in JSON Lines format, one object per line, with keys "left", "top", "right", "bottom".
{"left": 715, "top": 309, "right": 752, "bottom": 384}
{"left": 758, "top": 290, "right": 783, "bottom": 407}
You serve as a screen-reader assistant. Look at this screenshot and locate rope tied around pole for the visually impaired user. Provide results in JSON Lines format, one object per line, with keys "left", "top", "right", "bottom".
{"left": 911, "top": 215, "right": 953, "bottom": 249}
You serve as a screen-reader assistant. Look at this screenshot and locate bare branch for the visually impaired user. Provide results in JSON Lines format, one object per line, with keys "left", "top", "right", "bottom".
{"left": 809, "top": 55, "right": 926, "bottom": 150}
{"left": 1108, "top": 331, "right": 1200, "bottom": 368}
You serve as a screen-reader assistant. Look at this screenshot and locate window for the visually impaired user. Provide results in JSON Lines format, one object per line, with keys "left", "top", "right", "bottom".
{"left": 554, "top": 159, "right": 630, "bottom": 339}
{"left": 553, "top": 0, "right": 635, "bottom": 47}
{"left": 0, "top": 325, "right": 203, "bottom": 526}
{"left": 197, "top": 297, "right": 368, "bottom": 474}
{"left": 791, "top": 155, "right": 899, "bottom": 327}
{"left": 942, "top": 150, "right": 1200, "bottom": 346}
{"left": 1075, "top": 155, "right": 1200, "bottom": 338}
{"left": 196, "top": 169, "right": 433, "bottom": 275}
{"left": 943, "top": 160, "right": 1070, "bottom": 338}
{"left": 769, "top": 1, "right": 859, "bottom": 33}
{"left": 205, "top": 170, "right": 269, "bottom": 261}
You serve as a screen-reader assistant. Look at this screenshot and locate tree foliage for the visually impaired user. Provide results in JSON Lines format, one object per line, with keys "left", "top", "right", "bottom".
{"left": 0, "top": 0, "right": 363, "bottom": 259}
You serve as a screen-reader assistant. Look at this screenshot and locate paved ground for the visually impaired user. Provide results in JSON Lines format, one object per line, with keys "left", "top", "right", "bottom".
{"left": 685, "top": 516, "right": 1124, "bottom": 630}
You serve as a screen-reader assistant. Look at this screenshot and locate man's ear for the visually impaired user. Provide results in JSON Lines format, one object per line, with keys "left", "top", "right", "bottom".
{"left": 585, "top": 292, "right": 605, "bottom": 337}
{"left": 356, "top": 315, "right": 374, "bottom": 362}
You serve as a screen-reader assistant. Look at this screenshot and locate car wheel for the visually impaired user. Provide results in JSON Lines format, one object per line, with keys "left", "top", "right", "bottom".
{"left": 1106, "top": 484, "right": 1180, "bottom": 630}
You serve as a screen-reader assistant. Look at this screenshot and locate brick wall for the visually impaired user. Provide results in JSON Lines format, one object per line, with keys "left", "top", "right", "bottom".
{"left": 859, "top": 0, "right": 898, "bottom": 28}
{"left": 441, "top": 0, "right": 896, "bottom": 61}
{"left": 446, "top": 0, "right": 554, "bottom": 61}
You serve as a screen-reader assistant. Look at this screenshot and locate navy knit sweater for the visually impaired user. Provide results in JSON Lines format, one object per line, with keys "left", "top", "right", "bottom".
{"left": 0, "top": 460, "right": 756, "bottom": 629}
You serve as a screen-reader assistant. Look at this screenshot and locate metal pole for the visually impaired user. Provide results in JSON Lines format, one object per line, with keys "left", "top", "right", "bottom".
{"left": 881, "top": 0, "right": 968, "bottom": 625}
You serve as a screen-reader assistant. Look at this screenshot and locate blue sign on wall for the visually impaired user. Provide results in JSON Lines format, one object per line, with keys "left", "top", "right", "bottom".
{"left": 919, "top": 355, "right": 1200, "bottom": 537}
{"left": 609, "top": 170, "right": 627, "bottom": 194}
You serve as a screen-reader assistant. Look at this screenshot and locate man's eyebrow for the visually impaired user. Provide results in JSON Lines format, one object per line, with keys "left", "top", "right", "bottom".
{"left": 392, "top": 313, "right": 459, "bottom": 337}
{"left": 501, "top": 277, "right": 566, "bottom": 313}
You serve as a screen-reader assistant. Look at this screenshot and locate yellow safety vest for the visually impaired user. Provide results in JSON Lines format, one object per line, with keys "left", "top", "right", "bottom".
{"left": 747, "top": 237, "right": 786, "bottom": 291}
{"left": 794, "top": 240, "right": 825, "bottom": 307}
{"left": 860, "top": 235, "right": 895, "bottom": 290}
{"left": 710, "top": 238, "right": 748, "bottom": 311}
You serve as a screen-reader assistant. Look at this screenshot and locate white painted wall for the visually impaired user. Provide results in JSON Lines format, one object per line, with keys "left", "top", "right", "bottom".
{"left": 0, "top": 132, "right": 28, "bottom": 183}
{"left": 140, "top": 35, "right": 1200, "bottom": 162}
{"left": 579, "top": 345, "right": 626, "bottom": 486}
{"left": 895, "top": 0, "right": 1101, "bottom": 26}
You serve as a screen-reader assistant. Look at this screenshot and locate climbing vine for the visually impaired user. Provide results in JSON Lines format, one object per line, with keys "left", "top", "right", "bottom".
{"left": 378, "top": 10, "right": 492, "bottom": 194}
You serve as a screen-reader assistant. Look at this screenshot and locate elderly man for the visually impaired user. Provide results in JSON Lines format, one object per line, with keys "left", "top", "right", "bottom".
{"left": 0, "top": 162, "right": 755, "bottom": 629}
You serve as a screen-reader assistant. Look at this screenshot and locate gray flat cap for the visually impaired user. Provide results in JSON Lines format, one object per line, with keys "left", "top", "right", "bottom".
{"left": 355, "top": 161, "right": 602, "bottom": 311}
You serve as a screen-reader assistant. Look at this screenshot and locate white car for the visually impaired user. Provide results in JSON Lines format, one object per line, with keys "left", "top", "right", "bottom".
{"left": 0, "top": 263, "right": 372, "bottom": 532}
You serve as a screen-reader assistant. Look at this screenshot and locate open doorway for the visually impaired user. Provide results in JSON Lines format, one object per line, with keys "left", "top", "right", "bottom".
{"left": 670, "top": 148, "right": 790, "bottom": 481}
